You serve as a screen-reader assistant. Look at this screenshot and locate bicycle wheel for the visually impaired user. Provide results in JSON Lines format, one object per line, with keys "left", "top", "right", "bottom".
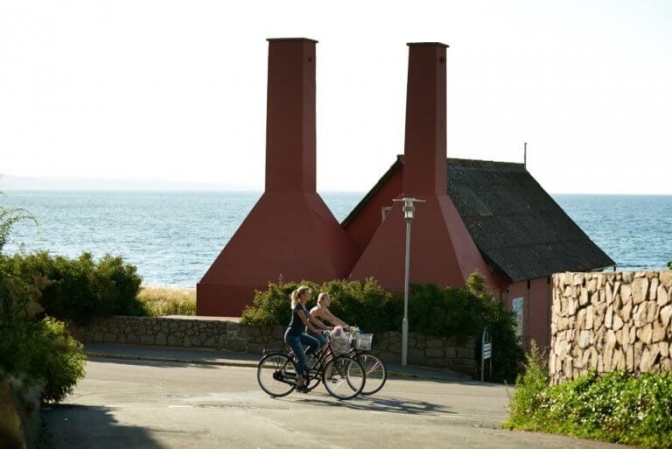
{"left": 357, "top": 353, "right": 387, "bottom": 395}
{"left": 305, "top": 364, "right": 322, "bottom": 392}
{"left": 322, "top": 356, "right": 366, "bottom": 400}
{"left": 257, "top": 352, "right": 297, "bottom": 397}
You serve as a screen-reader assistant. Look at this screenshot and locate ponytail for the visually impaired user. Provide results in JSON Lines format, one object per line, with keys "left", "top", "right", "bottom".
{"left": 290, "top": 285, "right": 311, "bottom": 308}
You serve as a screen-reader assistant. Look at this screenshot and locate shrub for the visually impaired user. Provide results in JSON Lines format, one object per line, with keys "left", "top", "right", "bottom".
{"left": 0, "top": 276, "right": 86, "bottom": 403}
{"left": 0, "top": 251, "right": 143, "bottom": 324}
{"left": 504, "top": 348, "right": 672, "bottom": 449}
{"left": 408, "top": 274, "right": 523, "bottom": 382}
{"left": 240, "top": 278, "right": 398, "bottom": 332}
{"left": 241, "top": 274, "right": 523, "bottom": 382}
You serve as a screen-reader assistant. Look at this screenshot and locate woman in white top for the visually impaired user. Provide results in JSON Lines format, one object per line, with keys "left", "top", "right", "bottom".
{"left": 309, "top": 292, "right": 351, "bottom": 331}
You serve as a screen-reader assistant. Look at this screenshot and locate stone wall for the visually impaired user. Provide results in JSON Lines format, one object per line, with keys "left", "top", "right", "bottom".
{"left": 375, "top": 332, "right": 476, "bottom": 375}
{"left": 69, "top": 316, "right": 476, "bottom": 376}
{"left": 550, "top": 271, "right": 672, "bottom": 384}
{"left": 69, "top": 316, "right": 253, "bottom": 352}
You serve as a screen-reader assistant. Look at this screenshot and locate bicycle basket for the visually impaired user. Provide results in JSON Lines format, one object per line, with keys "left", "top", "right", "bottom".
{"left": 355, "top": 333, "right": 373, "bottom": 350}
{"left": 330, "top": 332, "right": 351, "bottom": 356}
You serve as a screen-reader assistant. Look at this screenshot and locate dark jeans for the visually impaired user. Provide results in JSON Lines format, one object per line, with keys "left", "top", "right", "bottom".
{"left": 284, "top": 332, "right": 320, "bottom": 378}
{"left": 309, "top": 330, "right": 328, "bottom": 347}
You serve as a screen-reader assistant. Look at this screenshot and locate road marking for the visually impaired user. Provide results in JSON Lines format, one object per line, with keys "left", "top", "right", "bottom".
{"left": 168, "top": 405, "right": 194, "bottom": 408}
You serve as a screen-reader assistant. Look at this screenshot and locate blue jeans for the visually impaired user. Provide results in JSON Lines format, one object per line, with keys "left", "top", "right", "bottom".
{"left": 309, "top": 330, "right": 328, "bottom": 347}
{"left": 285, "top": 332, "right": 320, "bottom": 377}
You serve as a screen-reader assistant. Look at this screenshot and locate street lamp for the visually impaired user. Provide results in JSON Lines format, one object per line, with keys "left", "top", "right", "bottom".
{"left": 393, "top": 197, "right": 425, "bottom": 366}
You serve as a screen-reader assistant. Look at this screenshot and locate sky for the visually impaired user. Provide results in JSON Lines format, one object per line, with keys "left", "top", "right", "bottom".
{"left": 1, "top": 0, "right": 671, "bottom": 194}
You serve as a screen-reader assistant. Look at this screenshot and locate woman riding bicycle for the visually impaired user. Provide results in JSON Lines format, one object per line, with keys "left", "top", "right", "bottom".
{"left": 309, "top": 292, "right": 351, "bottom": 331}
{"left": 284, "top": 286, "right": 321, "bottom": 393}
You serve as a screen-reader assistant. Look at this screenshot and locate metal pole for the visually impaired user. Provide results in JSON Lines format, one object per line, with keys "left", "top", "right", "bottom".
{"left": 401, "top": 217, "right": 411, "bottom": 366}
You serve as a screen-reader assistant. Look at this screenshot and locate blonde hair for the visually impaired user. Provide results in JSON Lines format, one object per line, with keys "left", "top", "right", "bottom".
{"left": 317, "top": 292, "right": 330, "bottom": 304}
{"left": 291, "top": 285, "right": 311, "bottom": 308}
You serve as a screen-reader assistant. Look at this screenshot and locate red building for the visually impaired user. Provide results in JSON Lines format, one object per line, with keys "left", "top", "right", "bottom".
{"left": 198, "top": 39, "right": 614, "bottom": 348}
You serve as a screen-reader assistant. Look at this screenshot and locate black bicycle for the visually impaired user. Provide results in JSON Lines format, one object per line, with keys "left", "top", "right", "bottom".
{"left": 257, "top": 333, "right": 366, "bottom": 400}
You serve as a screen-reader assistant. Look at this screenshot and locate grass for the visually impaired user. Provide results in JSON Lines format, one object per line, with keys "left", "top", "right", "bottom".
{"left": 136, "top": 287, "right": 196, "bottom": 317}
{"left": 504, "top": 343, "right": 672, "bottom": 449}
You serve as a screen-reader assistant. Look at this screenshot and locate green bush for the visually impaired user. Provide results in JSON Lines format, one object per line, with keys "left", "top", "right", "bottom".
{"left": 0, "top": 251, "right": 143, "bottom": 324}
{"left": 0, "top": 276, "right": 86, "bottom": 403}
{"left": 408, "top": 274, "right": 523, "bottom": 382}
{"left": 504, "top": 346, "right": 672, "bottom": 449}
{"left": 241, "top": 274, "right": 523, "bottom": 382}
{"left": 240, "top": 278, "right": 398, "bottom": 332}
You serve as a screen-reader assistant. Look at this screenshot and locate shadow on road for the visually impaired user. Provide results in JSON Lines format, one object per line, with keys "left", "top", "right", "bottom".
{"left": 42, "top": 404, "right": 168, "bottom": 449}
{"left": 289, "top": 396, "right": 455, "bottom": 416}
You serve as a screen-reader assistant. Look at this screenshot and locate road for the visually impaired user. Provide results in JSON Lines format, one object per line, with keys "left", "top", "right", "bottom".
{"left": 42, "top": 358, "right": 623, "bottom": 449}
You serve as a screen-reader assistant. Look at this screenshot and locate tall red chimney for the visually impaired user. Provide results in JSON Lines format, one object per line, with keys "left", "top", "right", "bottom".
{"left": 349, "top": 42, "right": 497, "bottom": 292}
{"left": 403, "top": 43, "right": 447, "bottom": 196}
{"left": 265, "top": 38, "right": 317, "bottom": 193}
{"left": 197, "top": 38, "right": 357, "bottom": 316}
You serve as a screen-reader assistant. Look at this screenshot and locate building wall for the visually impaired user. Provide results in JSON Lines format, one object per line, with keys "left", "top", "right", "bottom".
{"left": 549, "top": 271, "right": 672, "bottom": 384}
{"left": 342, "top": 164, "right": 403, "bottom": 257}
{"left": 505, "top": 278, "right": 552, "bottom": 349}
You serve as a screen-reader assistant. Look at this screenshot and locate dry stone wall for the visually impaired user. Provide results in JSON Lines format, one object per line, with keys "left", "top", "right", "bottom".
{"left": 550, "top": 271, "right": 672, "bottom": 384}
{"left": 69, "top": 316, "right": 476, "bottom": 376}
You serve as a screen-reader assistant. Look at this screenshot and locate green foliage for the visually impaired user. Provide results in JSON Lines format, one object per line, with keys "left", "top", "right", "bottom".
{"left": 0, "top": 275, "right": 86, "bottom": 403}
{"left": 241, "top": 280, "right": 320, "bottom": 327}
{"left": 668, "top": 260, "right": 671, "bottom": 269}
{"left": 0, "top": 203, "right": 36, "bottom": 254}
{"left": 241, "top": 273, "right": 523, "bottom": 382}
{"left": 241, "top": 278, "right": 399, "bottom": 332}
{"left": 319, "top": 278, "right": 400, "bottom": 333}
{"left": 503, "top": 341, "right": 550, "bottom": 425}
{"left": 0, "top": 251, "right": 143, "bottom": 324}
{"left": 408, "top": 273, "right": 523, "bottom": 382}
{"left": 504, "top": 348, "right": 672, "bottom": 449}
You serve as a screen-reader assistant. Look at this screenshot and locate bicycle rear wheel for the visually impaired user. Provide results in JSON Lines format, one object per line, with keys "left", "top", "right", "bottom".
{"left": 357, "top": 353, "right": 387, "bottom": 395}
{"left": 257, "top": 352, "right": 297, "bottom": 397}
{"left": 322, "top": 356, "right": 366, "bottom": 400}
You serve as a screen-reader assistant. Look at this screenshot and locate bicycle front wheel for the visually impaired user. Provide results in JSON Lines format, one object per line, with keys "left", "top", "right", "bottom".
{"left": 257, "top": 352, "right": 297, "bottom": 397}
{"left": 322, "top": 356, "right": 366, "bottom": 400}
{"left": 357, "top": 353, "right": 387, "bottom": 395}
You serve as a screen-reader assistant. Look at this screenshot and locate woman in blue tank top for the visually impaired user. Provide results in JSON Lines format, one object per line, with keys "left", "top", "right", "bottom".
{"left": 284, "top": 285, "right": 321, "bottom": 393}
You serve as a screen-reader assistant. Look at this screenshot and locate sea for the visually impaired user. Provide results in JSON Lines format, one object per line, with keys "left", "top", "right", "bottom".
{"left": 2, "top": 192, "right": 671, "bottom": 288}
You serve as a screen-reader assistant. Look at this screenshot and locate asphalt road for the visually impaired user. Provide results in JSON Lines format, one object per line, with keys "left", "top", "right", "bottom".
{"left": 42, "top": 358, "right": 624, "bottom": 449}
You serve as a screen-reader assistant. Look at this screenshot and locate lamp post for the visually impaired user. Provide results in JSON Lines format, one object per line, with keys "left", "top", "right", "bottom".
{"left": 393, "top": 197, "right": 425, "bottom": 366}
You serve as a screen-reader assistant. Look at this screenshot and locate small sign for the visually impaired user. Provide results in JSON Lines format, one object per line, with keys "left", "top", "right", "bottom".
{"left": 481, "top": 326, "right": 493, "bottom": 382}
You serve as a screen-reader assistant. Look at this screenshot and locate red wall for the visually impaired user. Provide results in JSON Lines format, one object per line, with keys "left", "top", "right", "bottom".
{"left": 198, "top": 192, "right": 357, "bottom": 316}
{"left": 505, "top": 278, "right": 551, "bottom": 349}
{"left": 343, "top": 164, "right": 403, "bottom": 257}
{"left": 348, "top": 193, "right": 503, "bottom": 293}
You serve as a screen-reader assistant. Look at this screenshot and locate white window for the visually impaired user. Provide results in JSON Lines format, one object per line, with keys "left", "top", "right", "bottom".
{"left": 381, "top": 206, "right": 392, "bottom": 222}
{"left": 512, "top": 297, "right": 524, "bottom": 344}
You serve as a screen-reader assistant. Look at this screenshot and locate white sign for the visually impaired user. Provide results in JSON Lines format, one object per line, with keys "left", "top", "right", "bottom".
{"left": 481, "top": 327, "right": 493, "bottom": 382}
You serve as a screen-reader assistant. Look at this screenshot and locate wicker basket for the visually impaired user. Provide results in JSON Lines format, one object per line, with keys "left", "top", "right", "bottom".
{"left": 355, "top": 333, "right": 373, "bottom": 350}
